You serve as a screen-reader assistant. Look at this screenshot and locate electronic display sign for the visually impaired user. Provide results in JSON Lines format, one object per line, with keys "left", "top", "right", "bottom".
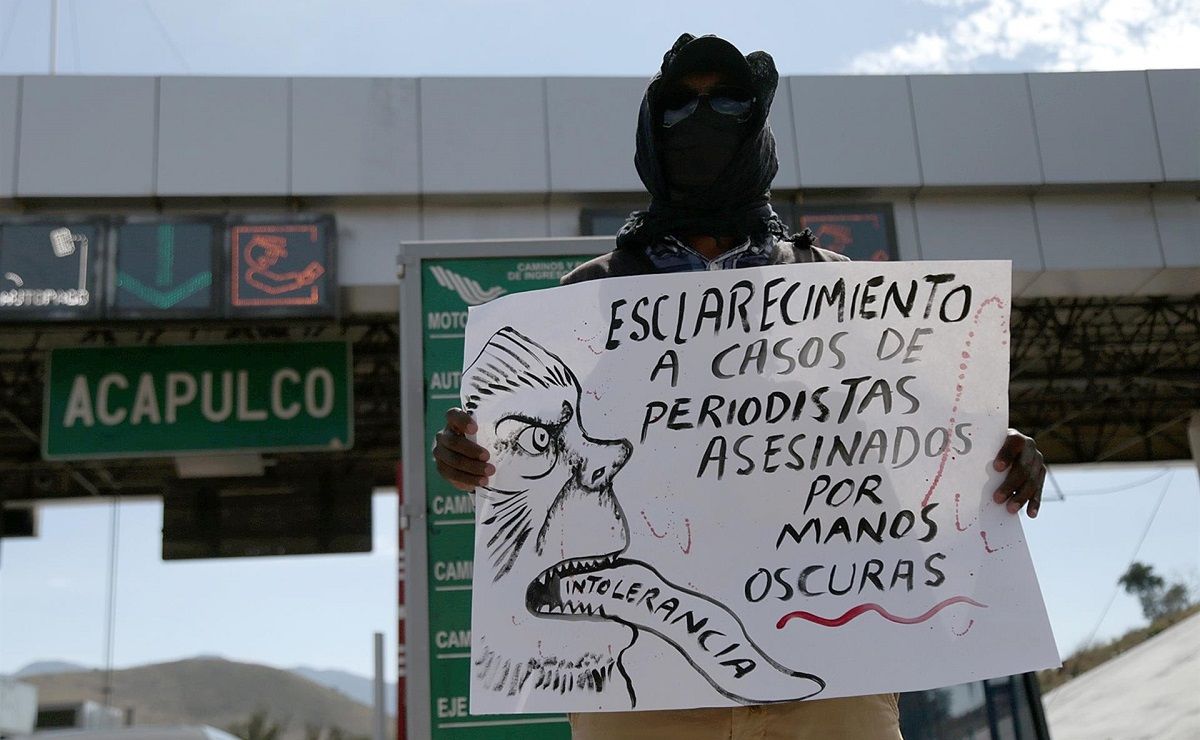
{"left": 228, "top": 218, "right": 337, "bottom": 317}
{"left": 162, "top": 475, "right": 371, "bottom": 560}
{"left": 796, "top": 204, "right": 898, "bottom": 261}
{"left": 112, "top": 221, "right": 220, "bottom": 318}
{"left": 0, "top": 221, "right": 103, "bottom": 320}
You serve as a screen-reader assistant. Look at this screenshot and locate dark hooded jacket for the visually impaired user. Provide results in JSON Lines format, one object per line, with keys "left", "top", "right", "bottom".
{"left": 562, "top": 34, "right": 846, "bottom": 286}
{"left": 618, "top": 33, "right": 793, "bottom": 250}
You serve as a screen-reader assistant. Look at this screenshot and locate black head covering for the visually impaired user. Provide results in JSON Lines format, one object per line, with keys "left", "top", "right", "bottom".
{"left": 616, "top": 33, "right": 814, "bottom": 252}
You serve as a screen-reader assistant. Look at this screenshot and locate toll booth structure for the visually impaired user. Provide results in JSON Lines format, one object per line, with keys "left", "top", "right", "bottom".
{"left": 0, "top": 69, "right": 1196, "bottom": 740}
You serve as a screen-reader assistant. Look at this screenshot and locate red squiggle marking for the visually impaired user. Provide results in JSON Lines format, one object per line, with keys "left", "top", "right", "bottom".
{"left": 776, "top": 596, "right": 988, "bottom": 629}
{"left": 576, "top": 336, "right": 604, "bottom": 355}
{"left": 922, "top": 296, "right": 1007, "bottom": 507}
{"left": 952, "top": 619, "right": 976, "bottom": 637}
{"left": 980, "top": 530, "right": 1012, "bottom": 554}
{"left": 640, "top": 511, "right": 694, "bottom": 554}
{"left": 587, "top": 389, "right": 603, "bottom": 400}
{"left": 954, "top": 492, "right": 975, "bottom": 532}
{"left": 640, "top": 510, "right": 668, "bottom": 539}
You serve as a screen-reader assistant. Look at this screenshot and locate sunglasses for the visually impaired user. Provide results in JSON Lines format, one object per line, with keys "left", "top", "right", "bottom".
{"left": 661, "top": 86, "right": 756, "bottom": 128}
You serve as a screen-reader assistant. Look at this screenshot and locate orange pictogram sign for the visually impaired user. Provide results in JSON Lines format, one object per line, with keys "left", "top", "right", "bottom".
{"left": 230, "top": 224, "right": 327, "bottom": 307}
{"left": 798, "top": 209, "right": 894, "bottom": 262}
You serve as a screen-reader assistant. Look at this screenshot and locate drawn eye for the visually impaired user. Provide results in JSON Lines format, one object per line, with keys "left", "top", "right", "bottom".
{"left": 516, "top": 425, "right": 552, "bottom": 455}
{"left": 493, "top": 417, "right": 560, "bottom": 481}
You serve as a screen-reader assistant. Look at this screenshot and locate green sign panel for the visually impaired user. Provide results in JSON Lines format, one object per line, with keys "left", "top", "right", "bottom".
{"left": 113, "top": 221, "right": 218, "bottom": 316}
{"left": 421, "top": 256, "right": 592, "bottom": 739}
{"left": 43, "top": 341, "right": 352, "bottom": 460}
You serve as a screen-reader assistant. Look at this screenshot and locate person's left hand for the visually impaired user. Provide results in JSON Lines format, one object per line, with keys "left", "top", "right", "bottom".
{"left": 992, "top": 429, "right": 1045, "bottom": 518}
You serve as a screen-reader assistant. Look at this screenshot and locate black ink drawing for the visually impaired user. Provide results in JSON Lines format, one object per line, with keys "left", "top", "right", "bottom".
{"left": 463, "top": 327, "right": 825, "bottom": 708}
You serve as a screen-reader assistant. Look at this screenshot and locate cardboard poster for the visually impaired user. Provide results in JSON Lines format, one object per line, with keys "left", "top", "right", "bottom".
{"left": 462, "top": 260, "right": 1058, "bottom": 714}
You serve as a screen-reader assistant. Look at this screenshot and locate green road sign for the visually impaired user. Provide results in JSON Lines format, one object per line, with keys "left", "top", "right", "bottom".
{"left": 43, "top": 341, "right": 352, "bottom": 460}
{"left": 420, "top": 255, "right": 593, "bottom": 739}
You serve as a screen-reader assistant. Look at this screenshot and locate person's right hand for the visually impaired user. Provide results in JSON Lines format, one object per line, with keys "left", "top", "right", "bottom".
{"left": 433, "top": 407, "right": 494, "bottom": 492}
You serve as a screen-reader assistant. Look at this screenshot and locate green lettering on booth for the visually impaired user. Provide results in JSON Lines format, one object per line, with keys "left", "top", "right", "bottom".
{"left": 43, "top": 341, "right": 352, "bottom": 460}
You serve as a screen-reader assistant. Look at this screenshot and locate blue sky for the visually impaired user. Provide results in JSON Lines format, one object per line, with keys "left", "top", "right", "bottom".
{"left": 0, "top": 0, "right": 1197, "bottom": 77}
{"left": 1024, "top": 464, "right": 1200, "bottom": 656}
{"left": 0, "top": 0, "right": 1198, "bottom": 688}
{"left": 0, "top": 494, "right": 402, "bottom": 682}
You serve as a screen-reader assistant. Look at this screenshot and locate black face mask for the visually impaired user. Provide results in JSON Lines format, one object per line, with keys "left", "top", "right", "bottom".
{"left": 661, "top": 104, "right": 747, "bottom": 193}
{"left": 617, "top": 38, "right": 790, "bottom": 251}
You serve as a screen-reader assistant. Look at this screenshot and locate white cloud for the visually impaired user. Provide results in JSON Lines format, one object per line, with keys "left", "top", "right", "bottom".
{"left": 849, "top": 0, "right": 1200, "bottom": 73}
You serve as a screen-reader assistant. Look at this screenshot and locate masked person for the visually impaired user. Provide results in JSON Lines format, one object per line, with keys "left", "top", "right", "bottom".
{"left": 433, "top": 33, "right": 1046, "bottom": 740}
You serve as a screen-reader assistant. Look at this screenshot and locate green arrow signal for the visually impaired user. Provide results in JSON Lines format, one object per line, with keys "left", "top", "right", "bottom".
{"left": 117, "top": 224, "right": 212, "bottom": 309}
{"left": 156, "top": 223, "right": 175, "bottom": 287}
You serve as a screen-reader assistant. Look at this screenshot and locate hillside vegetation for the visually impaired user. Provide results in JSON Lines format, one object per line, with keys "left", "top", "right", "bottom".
{"left": 25, "top": 657, "right": 391, "bottom": 740}
{"left": 1038, "top": 603, "right": 1200, "bottom": 693}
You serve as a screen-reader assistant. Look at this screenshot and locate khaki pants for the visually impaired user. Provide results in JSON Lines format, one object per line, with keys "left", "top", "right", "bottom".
{"left": 569, "top": 694, "right": 902, "bottom": 740}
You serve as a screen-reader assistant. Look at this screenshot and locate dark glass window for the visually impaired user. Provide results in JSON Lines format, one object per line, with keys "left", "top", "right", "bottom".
{"left": 900, "top": 674, "right": 1047, "bottom": 740}
{"left": 580, "top": 209, "right": 632, "bottom": 236}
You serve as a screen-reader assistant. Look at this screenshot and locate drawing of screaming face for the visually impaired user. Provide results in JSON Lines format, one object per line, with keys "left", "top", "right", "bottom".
{"left": 464, "top": 327, "right": 632, "bottom": 584}
{"left": 464, "top": 327, "right": 635, "bottom": 700}
{"left": 463, "top": 328, "right": 824, "bottom": 709}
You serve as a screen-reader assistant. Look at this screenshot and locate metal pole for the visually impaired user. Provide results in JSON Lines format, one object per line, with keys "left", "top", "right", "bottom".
{"left": 49, "top": 0, "right": 58, "bottom": 74}
{"left": 373, "top": 632, "right": 386, "bottom": 740}
{"left": 396, "top": 253, "right": 430, "bottom": 740}
{"left": 102, "top": 494, "right": 120, "bottom": 708}
{"left": 1188, "top": 410, "right": 1200, "bottom": 483}
{"left": 395, "top": 463, "right": 407, "bottom": 740}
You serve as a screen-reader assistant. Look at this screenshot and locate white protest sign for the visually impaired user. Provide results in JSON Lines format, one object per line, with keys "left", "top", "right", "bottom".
{"left": 462, "top": 259, "right": 1058, "bottom": 714}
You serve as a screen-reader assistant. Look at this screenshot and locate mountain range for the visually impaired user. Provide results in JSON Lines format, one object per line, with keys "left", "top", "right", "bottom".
{"left": 9, "top": 657, "right": 395, "bottom": 740}
{"left": 12, "top": 658, "right": 396, "bottom": 715}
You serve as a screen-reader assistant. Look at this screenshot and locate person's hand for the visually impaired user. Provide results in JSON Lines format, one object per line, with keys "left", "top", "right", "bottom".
{"left": 433, "top": 407, "right": 494, "bottom": 492}
{"left": 992, "top": 429, "right": 1045, "bottom": 517}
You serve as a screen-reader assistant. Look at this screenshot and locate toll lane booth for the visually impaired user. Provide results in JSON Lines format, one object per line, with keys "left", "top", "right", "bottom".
{"left": 0, "top": 215, "right": 402, "bottom": 734}
{"left": 1, "top": 69, "right": 1197, "bottom": 740}
{"left": 0, "top": 215, "right": 396, "bottom": 553}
